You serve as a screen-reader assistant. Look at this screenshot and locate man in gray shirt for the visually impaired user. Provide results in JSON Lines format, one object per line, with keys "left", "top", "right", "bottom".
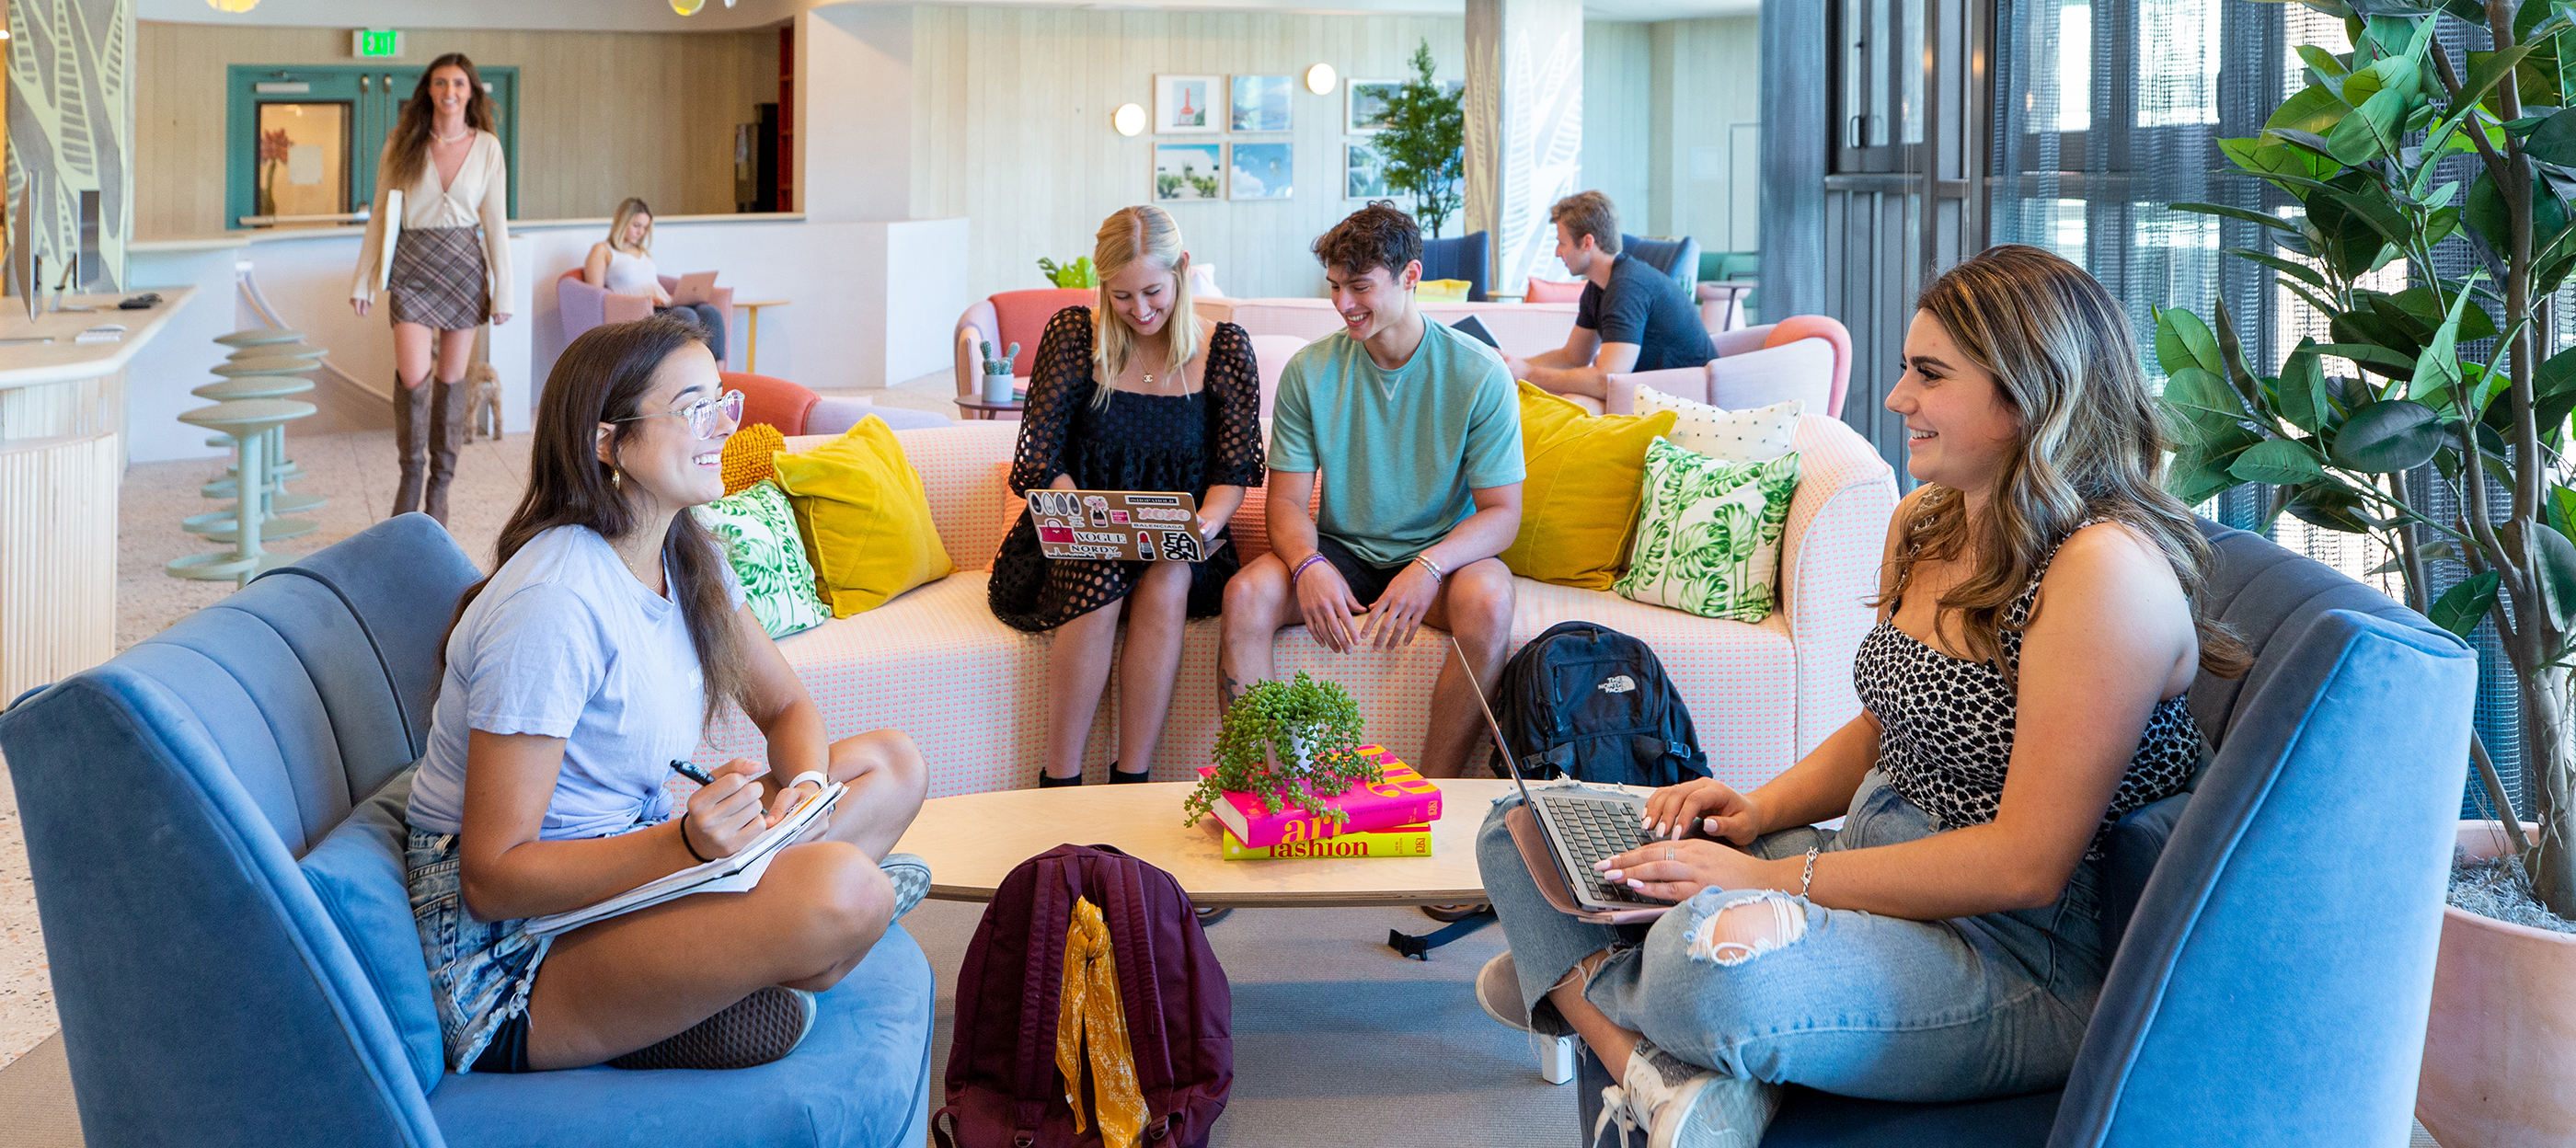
{"left": 1506, "top": 191, "right": 1718, "bottom": 400}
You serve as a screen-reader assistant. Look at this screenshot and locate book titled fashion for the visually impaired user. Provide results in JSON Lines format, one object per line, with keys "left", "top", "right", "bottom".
{"left": 1194, "top": 746, "right": 1442, "bottom": 849}
{"left": 1220, "top": 823, "right": 1432, "bottom": 860}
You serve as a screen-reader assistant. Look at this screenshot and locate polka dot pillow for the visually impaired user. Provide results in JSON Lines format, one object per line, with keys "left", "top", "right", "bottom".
{"left": 1633, "top": 388, "right": 1801, "bottom": 463}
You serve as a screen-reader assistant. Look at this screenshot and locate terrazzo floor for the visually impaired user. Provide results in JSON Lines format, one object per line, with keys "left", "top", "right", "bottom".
{"left": 0, "top": 373, "right": 954, "bottom": 1071}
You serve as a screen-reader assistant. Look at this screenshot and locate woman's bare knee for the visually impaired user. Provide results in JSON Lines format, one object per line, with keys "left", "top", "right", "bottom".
{"left": 767, "top": 843, "right": 891, "bottom": 981}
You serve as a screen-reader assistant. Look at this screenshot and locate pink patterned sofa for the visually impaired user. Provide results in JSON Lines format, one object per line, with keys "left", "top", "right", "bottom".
{"left": 689, "top": 416, "right": 1898, "bottom": 799}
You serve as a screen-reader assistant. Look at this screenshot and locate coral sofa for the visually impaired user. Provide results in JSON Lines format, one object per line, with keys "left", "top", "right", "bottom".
{"left": 693, "top": 415, "right": 1898, "bottom": 798}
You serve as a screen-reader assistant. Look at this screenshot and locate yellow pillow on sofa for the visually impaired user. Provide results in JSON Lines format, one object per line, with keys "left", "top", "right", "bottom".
{"left": 771, "top": 417, "right": 955, "bottom": 617}
{"left": 1497, "top": 382, "right": 1678, "bottom": 590}
{"left": 1417, "top": 279, "right": 1472, "bottom": 302}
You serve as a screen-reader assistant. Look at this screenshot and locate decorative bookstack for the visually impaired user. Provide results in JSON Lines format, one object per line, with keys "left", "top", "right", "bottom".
{"left": 1199, "top": 745, "right": 1443, "bottom": 861}
{"left": 167, "top": 328, "right": 328, "bottom": 586}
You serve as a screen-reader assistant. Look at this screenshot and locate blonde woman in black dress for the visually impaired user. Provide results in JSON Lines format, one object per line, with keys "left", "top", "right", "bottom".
{"left": 351, "top": 52, "right": 512, "bottom": 525}
{"left": 988, "top": 205, "right": 1263, "bottom": 786}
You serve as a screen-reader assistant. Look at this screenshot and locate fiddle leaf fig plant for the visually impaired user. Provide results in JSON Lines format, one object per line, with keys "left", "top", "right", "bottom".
{"left": 1183, "top": 672, "right": 1378, "bottom": 828}
{"left": 2157, "top": 0, "right": 2576, "bottom": 918}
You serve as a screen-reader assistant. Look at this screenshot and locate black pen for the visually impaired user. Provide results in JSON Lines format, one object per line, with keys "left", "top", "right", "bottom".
{"left": 669, "top": 759, "right": 716, "bottom": 786}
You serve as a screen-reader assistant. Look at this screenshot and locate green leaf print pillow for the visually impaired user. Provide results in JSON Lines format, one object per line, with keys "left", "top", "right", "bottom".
{"left": 691, "top": 479, "right": 831, "bottom": 639}
{"left": 1613, "top": 437, "right": 1800, "bottom": 622}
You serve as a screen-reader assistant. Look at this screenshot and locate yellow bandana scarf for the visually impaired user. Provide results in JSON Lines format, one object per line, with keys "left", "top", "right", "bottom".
{"left": 1057, "top": 895, "right": 1148, "bottom": 1148}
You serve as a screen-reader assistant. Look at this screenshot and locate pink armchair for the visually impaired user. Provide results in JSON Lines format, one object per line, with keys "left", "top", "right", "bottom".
{"left": 1596, "top": 315, "right": 1854, "bottom": 418}
{"left": 557, "top": 269, "right": 737, "bottom": 367}
{"left": 952, "top": 288, "right": 1093, "bottom": 420}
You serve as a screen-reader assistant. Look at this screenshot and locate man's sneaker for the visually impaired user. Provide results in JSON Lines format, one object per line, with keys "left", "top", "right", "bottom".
{"left": 608, "top": 985, "right": 818, "bottom": 1071}
{"left": 880, "top": 853, "right": 932, "bottom": 920}
{"left": 1593, "top": 1040, "right": 1778, "bottom": 1148}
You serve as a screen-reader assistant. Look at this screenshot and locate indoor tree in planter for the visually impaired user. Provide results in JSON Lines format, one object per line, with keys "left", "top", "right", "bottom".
{"left": 1183, "top": 672, "right": 1379, "bottom": 828}
{"left": 1375, "top": 40, "right": 1466, "bottom": 239}
{"left": 2154, "top": 4, "right": 2576, "bottom": 1139}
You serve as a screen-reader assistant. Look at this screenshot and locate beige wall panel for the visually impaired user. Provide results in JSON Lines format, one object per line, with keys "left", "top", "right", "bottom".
{"left": 1581, "top": 21, "right": 1650, "bottom": 238}
{"left": 1650, "top": 16, "right": 1758, "bottom": 253}
{"left": 909, "top": 6, "right": 1466, "bottom": 303}
{"left": 0, "top": 430, "right": 118, "bottom": 702}
{"left": 134, "top": 21, "right": 776, "bottom": 238}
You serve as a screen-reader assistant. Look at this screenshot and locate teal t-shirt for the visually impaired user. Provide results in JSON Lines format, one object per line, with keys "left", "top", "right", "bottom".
{"left": 1267, "top": 320, "right": 1524, "bottom": 567}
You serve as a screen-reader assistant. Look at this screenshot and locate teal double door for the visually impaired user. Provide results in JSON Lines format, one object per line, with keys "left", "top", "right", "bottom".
{"left": 224, "top": 64, "right": 520, "bottom": 230}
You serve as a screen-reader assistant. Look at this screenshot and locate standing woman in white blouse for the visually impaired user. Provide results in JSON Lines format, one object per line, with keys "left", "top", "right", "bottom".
{"left": 350, "top": 52, "right": 513, "bottom": 525}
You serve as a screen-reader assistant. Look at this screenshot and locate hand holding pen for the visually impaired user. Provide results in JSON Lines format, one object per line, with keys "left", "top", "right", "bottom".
{"left": 669, "top": 758, "right": 770, "bottom": 862}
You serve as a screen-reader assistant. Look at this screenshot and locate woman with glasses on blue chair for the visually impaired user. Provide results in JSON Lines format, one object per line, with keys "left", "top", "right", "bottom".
{"left": 402, "top": 315, "right": 931, "bottom": 1075}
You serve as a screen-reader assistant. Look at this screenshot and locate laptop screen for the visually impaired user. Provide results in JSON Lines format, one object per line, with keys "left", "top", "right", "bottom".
{"left": 1450, "top": 637, "right": 1534, "bottom": 805}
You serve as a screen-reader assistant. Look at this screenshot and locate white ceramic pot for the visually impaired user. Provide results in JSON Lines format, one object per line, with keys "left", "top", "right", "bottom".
{"left": 2418, "top": 821, "right": 2576, "bottom": 1148}
{"left": 983, "top": 372, "right": 1015, "bottom": 403}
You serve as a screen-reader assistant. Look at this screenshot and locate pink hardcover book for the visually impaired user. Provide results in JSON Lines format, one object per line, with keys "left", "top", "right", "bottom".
{"left": 1195, "top": 745, "right": 1443, "bottom": 849}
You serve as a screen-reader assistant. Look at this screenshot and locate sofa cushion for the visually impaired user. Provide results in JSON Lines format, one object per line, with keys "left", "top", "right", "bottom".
{"left": 300, "top": 766, "right": 443, "bottom": 1095}
{"left": 429, "top": 923, "right": 936, "bottom": 1148}
{"left": 719, "top": 422, "right": 786, "bottom": 495}
{"left": 776, "top": 418, "right": 957, "bottom": 617}
{"left": 694, "top": 479, "right": 831, "bottom": 639}
{"left": 1635, "top": 389, "right": 1800, "bottom": 463}
{"left": 1498, "top": 382, "right": 1676, "bottom": 590}
{"left": 1616, "top": 439, "right": 1801, "bottom": 622}
{"left": 2098, "top": 791, "right": 2187, "bottom": 956}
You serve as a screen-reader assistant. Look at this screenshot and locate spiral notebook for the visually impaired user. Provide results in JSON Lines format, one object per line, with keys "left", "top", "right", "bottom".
{"left": 523, "top": 781, "right": 844, "bottom": 938}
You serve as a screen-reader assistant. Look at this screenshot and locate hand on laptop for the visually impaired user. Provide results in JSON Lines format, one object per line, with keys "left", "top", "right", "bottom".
{"left": 1642, "top": 777, "right": 1765, "bottom": 845}
{"left": 1357, "top": 563, "right": 1440, "bottom": 651}
{"left": 1593, "top": 837, "right": 1763, "bottom": 903}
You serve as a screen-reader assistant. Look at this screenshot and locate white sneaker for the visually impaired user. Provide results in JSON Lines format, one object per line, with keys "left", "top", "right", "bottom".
{"left": 1593, "top": 1042, "right": 1779, "bottom": 1148}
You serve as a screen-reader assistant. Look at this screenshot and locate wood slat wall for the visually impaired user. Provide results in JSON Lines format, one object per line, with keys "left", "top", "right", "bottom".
{"left": 907, "top": 6, "right": 1467, "bottom": 302}
{"left": 1584, "top": 22, "right": 1650, "bottom": 235}
{"left": 0, "top": 422, "right": 116, "bottom": 703}
{"left": 134, "top": 22, "right": 776, "bottom": 239}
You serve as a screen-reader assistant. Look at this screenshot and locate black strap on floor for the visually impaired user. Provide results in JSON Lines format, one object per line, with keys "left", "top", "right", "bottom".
{"left": 1386, "top": 909, "right": 1497, "bottom": 959}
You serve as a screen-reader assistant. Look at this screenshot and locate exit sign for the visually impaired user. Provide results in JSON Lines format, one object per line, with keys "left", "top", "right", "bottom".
{"left": 352, "top": 29, "right": 403, "bottom": 59}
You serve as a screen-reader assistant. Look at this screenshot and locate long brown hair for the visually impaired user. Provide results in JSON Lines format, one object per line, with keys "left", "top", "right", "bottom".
{"left": 1889, "top": 244, "right": 2248, "bottom": 683}
{"left": 382, "top": 53, "right": 498, "bottom": 195}
{"left": 443, "top": 316, "right": 750, "bottom": 729}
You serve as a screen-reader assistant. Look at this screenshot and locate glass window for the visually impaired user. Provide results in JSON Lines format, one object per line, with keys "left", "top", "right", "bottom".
{"left": 253, "top": 102, "right": 350, "bottom": 223}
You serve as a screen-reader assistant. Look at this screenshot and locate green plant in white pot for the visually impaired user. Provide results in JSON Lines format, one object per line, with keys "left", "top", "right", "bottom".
{"left": 1183, "top": 672, "right": 1379, "bottom": 828}
{"left": 2149, "top": 4, "right": 2576, "bottom": 1142}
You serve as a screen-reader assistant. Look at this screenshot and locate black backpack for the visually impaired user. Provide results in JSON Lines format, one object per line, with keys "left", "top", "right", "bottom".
{"left": 1489, "top": 621, "right": 1709, "bottom": 788}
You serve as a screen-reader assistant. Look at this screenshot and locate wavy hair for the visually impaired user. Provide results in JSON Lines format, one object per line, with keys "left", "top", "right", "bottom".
{"left": 606, "top": 197, "right": 654, "bottom": 255}
{"left": 1891, "top": 243, "right": 2248, "bottom": 683}
{"left": 382, "top": 53, "right": 498, "bottom": 196}
{"left": 1089, "top": 205, "right": 1200, "bottom": 410}
{"left": 441, "top": 316, "right": 750, "bottom": 729}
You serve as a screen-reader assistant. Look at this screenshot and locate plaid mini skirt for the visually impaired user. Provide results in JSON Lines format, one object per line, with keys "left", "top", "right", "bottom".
{"left": 387, "top": 224, "right": 491, "bottom": 331}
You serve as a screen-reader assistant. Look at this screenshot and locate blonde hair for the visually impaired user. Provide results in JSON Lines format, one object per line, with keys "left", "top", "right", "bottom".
{"left": 1090, "top": 205, "right": 1199, "bottom": 409}
{"left": 606, "top": 197, "right": 654, "bottom": 255}
{"left": 1890, "top": 244, "right": 2248, "bottom": 683}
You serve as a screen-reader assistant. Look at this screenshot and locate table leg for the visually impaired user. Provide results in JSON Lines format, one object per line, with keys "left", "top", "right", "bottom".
{"left": 745, "top": 306, "right": 761, "bottom": 373}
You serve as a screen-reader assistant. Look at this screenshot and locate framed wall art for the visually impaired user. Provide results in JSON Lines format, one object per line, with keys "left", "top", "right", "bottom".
{"left": 1155, "top": 75, "right": 1222, "bottom": 133}
{"left": 1346, "top": 79, "right": 1402, "bottom": 132}
{"left": 1230, "top": 75, "right": 1293, "bottom": 132}
{"left": 1156, "top": 142, "right": 1226, "bottom": 201}
{"left": 1229, "top": 142, "right": 1293, "bottom": 200}
{"left": 1344, "top": 141, "right": 1390, "bottom": 199}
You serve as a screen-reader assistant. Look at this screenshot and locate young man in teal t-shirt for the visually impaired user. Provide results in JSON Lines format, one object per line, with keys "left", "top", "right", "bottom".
{"left": 1220, "top": 202, "right": 1525, "bottom": 779}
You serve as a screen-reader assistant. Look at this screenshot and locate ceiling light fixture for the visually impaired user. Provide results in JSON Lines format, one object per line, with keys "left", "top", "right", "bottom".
{"left": 1305, "top": 63, "right": 1338, "bottom": 95}
{"left": 670, "top": 0, "right": 705, "bottom": 13}
{"left": 1113, "top": 103, "right": 1146, "bottom": 136}
{"left": 204, "top": 0, "right": 259, "bottom": 11}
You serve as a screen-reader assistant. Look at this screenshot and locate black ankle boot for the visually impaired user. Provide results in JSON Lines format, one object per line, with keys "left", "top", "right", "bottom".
{"left": 1109, "top": 762, "right": 1152, "bottom": 784}
{"left": 1038, "top": 770, "right": 1082, "bottom": 788}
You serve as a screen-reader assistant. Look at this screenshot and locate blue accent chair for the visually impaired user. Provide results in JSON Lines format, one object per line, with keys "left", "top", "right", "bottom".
{"left": 1619, "top": 234, "right": 1702, "bottom": 296}
{"left": 1576, "top": 519, "right": 2478, "bottom": 1145}
{"left": 1420, "top": 231, "right": 1491, "bottom": 301}
{"left": 0, "top": 514, "right": 936, "bottom": 1147}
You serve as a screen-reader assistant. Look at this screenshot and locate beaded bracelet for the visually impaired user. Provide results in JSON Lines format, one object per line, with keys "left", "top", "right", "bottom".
{"left": 1800, "top": 846, "right": 1821, "bottom": 898}
{"left": 1291, "top": 552, "right": 1328, "bottom": 587}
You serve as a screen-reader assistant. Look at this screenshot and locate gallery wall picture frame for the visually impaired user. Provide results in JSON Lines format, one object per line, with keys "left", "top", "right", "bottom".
{"left": 1230, "top": 75, "right": 1293, "bottom": 132}
{"left": 1155, "top": 75, "right": 1223, "bottom": 134}
{"left": 1345, "top": 140, "right": 1391, "bottom": 200}
{"left": 1346, "top": 79, "right": 1403, "bottom": 132}
{"left": 1229, "top": 142, "right": 1293, "bottom": 201}
{"left": 1156, "top": 142, "right": 1227, "bottom": 201}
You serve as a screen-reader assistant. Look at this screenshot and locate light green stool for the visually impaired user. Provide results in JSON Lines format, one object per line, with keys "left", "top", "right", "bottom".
{"left": 215, "top": 328, "right": 305, "bottom": 349}
{"left": 190, "top": 377, "right": 327, "bottom": 516}
{"left": 213, "top": 357, "right": 322, "bottom": 378}
{"left": 228, "top": 345, "right": 324, "bottom": 362}
{"left": 168, "top": 399, "right": 317, "bottom": 586}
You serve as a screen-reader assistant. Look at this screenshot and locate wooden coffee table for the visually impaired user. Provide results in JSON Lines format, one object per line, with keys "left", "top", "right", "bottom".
{"left": 891, "top": 778, "right": 1517, "bottom": 908}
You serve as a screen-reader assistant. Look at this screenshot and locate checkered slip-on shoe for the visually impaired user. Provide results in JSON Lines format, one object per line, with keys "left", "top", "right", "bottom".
{"left": 608, "top": 985, "right": 818, "bottom": 1072}
{"left": 881, "top": 853, "right": 932, "bottom": 920}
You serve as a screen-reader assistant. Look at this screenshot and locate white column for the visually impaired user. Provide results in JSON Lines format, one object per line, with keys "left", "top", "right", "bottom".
{"left": 1463, "top": 0, "right": 1583, "bottom": 296}
{"left": 796, "top": 6, "right": 914, "bottom": 224}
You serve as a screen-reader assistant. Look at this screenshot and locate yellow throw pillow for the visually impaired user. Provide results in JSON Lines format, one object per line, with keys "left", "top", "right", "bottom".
{"left": 720, "top": 421, "right": 786, "bottom": 496}
{"left": 771, "top": 417, "right": 955, "bottom": 616}
{"left": 1417, "top": 279, "right": 1472, "bottom": 302}
{"left": 1498, "top": 382, "right": 1679, "bottom": 589}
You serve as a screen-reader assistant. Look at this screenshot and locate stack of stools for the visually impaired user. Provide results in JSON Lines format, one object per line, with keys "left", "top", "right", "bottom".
{"left": 167, "top": 329, "right": 328, "bottom": 586}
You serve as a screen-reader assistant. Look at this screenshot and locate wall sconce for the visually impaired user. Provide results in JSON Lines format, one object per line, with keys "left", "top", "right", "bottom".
{"left": 1113, "top": 103, "right": 1146, "bottom": 136}
{"left": 1305, "top": 63, "right": 1338, "bottom": 95}
{"left": 204, "top": 0, "right": 259, "bottom": 10}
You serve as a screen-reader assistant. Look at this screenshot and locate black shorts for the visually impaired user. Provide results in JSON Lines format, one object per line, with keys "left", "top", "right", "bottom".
{"left": 1311, "top": 534, "right": 1410, "bottom": 608}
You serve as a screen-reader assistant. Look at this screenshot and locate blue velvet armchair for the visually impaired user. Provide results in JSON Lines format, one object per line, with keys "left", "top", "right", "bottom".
{"left": 0, "top": 515, "right": 936, "bottom": 1147}
{"left": 1577, "top": 519, "right": 2478, "bottom": 1145}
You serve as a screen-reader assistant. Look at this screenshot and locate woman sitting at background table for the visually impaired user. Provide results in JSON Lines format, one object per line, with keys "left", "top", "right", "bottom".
{"left": 987, "top": 204, "right": 1263, "bottom": 788}
{"left": 583, "top": 197, "right": 729, "bottom": 366}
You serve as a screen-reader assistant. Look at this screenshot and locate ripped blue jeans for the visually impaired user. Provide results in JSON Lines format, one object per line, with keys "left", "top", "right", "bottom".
{"left": 1476, "top": 770, "right": 2104, "bottom": 1102}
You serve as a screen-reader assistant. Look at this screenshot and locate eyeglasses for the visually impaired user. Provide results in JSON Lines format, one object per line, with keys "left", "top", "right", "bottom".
{"left": 615, "top": 389, "right": 742, "bottom": 439}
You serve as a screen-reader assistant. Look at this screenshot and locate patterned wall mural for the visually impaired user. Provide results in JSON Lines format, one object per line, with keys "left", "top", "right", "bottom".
{"left": 6, "top": 0, "right": 132, "bottom": 292}
{"left": 1463, "top": 0, "right": 1581, "bottom": 296}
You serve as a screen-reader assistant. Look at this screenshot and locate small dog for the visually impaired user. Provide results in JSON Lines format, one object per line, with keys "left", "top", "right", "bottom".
{"left": 463, "top": 363, "right": 502, "bottom": 442}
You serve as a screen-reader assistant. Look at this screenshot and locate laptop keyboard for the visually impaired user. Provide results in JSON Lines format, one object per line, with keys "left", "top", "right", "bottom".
{"left": 1545, "top": 796, "right": 1669, "bottom": 905}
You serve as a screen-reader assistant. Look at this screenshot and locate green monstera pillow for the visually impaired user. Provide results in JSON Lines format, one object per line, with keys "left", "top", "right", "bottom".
{"left": 1614, "top": 437, "right": 1801, "bottom": 622}
{"left": 691, "top": 478, "right": 831, "bottom": 638}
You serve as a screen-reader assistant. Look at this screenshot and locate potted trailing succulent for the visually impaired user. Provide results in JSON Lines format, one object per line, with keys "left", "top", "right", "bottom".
{"left": 2151, "top": 4, "right": 2576, "bottom": 1142}
{"left": 978, "top": 339, "right": 1019, "bottom": 404}
{"left": 1375, "top": 40, "right": 1466, "bottom": 239}
{"left": 1183, "top": 672, "right": 1380, "bottom": 829}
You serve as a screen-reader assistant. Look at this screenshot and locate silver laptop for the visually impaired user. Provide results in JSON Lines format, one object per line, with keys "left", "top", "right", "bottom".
{"left": 1452, "top": 638, "right": 1674, "bottom": 912}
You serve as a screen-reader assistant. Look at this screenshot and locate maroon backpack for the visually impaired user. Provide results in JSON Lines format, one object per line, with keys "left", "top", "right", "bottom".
{"left": 934, "top": 844, "right": 1233, "bottom": 1148}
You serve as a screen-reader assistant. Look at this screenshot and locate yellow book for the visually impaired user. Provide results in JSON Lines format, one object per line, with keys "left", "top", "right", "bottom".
{"left": 1220, "top": 824, "right": 1433, "bottom": 860}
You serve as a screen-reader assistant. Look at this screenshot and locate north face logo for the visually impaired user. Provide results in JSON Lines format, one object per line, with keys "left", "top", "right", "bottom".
{"left": 1598, "top": 674, "right": 1637, "bottom": 694}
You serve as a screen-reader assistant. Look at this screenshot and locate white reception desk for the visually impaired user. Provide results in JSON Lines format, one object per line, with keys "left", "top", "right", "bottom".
{"left": 0, "top": 287, "right": 196, "bottom": 701}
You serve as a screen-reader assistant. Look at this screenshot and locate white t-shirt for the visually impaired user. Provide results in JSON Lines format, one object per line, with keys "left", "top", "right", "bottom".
{"left": 408, "top": 524, "right": 744, "bottom": 841}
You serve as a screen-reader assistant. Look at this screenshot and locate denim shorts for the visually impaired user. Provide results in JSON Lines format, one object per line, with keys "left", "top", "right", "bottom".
{"left": 406, "top": 827, "right": 553, "bottom": 1073}
{"left": 1478, "top": 770, "right": 2106, "bottom": 1102}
